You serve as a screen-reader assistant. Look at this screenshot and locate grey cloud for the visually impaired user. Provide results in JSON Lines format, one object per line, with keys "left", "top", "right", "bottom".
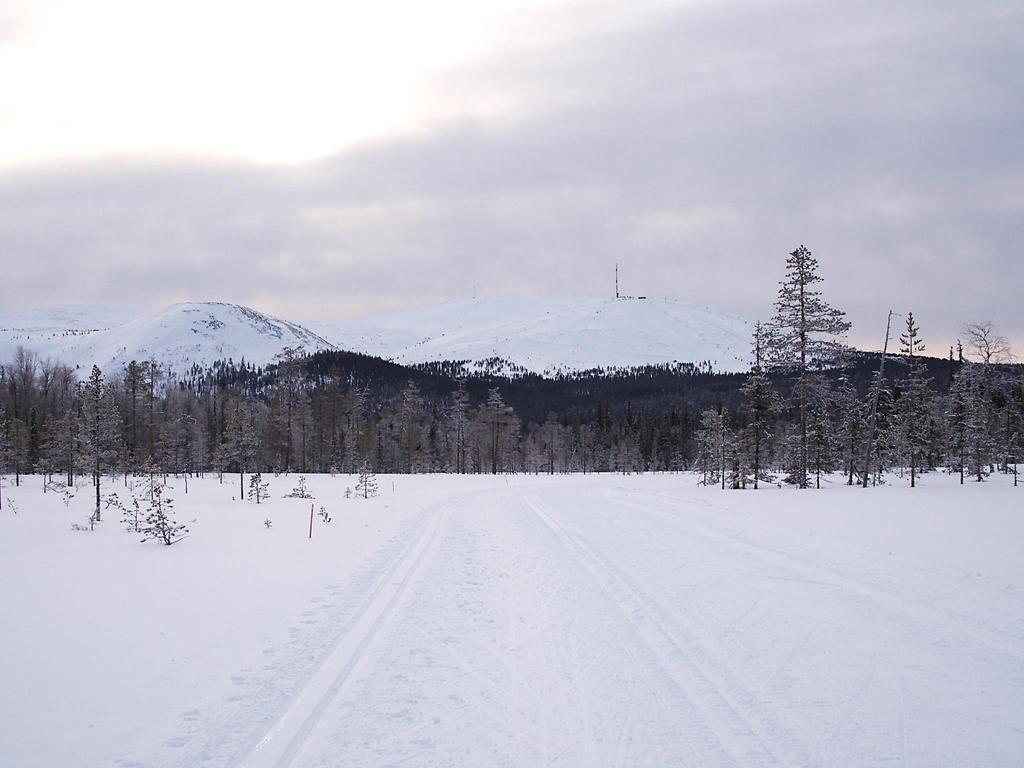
{"left": 1, "top": 0, "right": 1021, "bottom": 352}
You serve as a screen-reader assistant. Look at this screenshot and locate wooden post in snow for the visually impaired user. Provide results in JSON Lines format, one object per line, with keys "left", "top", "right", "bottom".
{"left": 309, "top": 503, "right": 314, "bottom": 539}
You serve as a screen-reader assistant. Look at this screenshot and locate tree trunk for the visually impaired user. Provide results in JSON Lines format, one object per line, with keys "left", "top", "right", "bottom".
{"left": 753, "top": 427, "right": 760, "bottom": 490}
{"left": 94, "top": 463, "right": 101, "bottom": 519}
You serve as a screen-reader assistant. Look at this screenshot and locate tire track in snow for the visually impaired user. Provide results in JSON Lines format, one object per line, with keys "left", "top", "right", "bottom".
{"left": 239, "top": 498, "right": 452, "bottom": 768}
{"left": 524, "top": 493, "right": 812, "bottom": 768}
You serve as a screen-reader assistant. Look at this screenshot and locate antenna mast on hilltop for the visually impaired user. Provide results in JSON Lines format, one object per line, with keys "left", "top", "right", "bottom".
{"left": 615, "top": 263, "right": 619, "bottom": 299}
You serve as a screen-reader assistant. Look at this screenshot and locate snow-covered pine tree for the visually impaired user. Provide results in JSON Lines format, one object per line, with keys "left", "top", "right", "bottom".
{"left": 0, "top": 415, "right": 8, "bottom": 511}
{"left": 78, "top": 366, "right": 123, "bottom": 520}
{"left": 479, "top": 388, "right": 518, "bottom": 474}
{"left": 123, "top": 492, "right": 143, "bottom": 533}
{"left": 355, "top": 460, "right": 379, "bottom": 498}
{"left": 123, "top": 361, "right": 146, "bottom": 470}
{"left": 539, "top": 413, "right": 566, "bottom": 475}
{"left": 695, "top": 410, "right": 716, "bottom": 486}
{"left": 341, "top": 387, "right": 367, "bottom": 473}
{"left": 105, "top": 487, "right": 144, "bottom": 533}
{"left": 37, "top": 413, "right": 66, "bottom": 486}
{"left": 5, "top": 417, "right": 30, "bottom": 488}
{"left": 395, "top": 381, "right": 428, "bottom": 473}
{"left": 871, "top": 383, "right": 898, "bottom": 484}
{"left": 897, "top": 312, "right": 932, "bottom": 487}
{"left": 447, "top": 379, "right": 471, "bottom": 474}
{"left": 767, "top": 245, "right": 851, "bottom": 488}
{"left": 1007, "top": 388, "right": 1021, "bottom": 486}
{"left": 2, "top": 348, "right": 37, "bottom": 490}
{"left": 945, "top": 361, "right": 970, "bottom": 483}
{"left": 696, "top": 409, "right": 732, "bottom": 488}
{"left": 222, "top": 397, "right": 260, "bottom": 502}
{"left": 614, "top": 424, "right": 642, "bottom": 475}
{"left": 739, "top": 322, "right": 779, "bottom": 489}
{"left": 143, "top": 359, "right": 163, "bottom": 466}
{"left": 963, "top": 365, "right": 994, "bottom": 482}
{"left": 833, "top": 374, "right": 866, "bottom": 485}
{"left": 271, "top": 346, "right": 306, "bottom": 472}
{"left": 962, "top": 322, "right": 1013, "bottom": 478}
{"left": 139, "top": 458, "right": 161, "bottom": 502}
{"left": 295, "top": 391, "right": 313, "bottom": 475}
{"left": 805, "top": 375, "right": 836, "bottom": 489}
{"left": 1005, "top": 373, "right": 1022, "bottom": 486}
{"left": 140, "top": 481, "right": 187, "bottom": 546}
{"left": 247, "top": 472, "right": 270, "bottom": 504}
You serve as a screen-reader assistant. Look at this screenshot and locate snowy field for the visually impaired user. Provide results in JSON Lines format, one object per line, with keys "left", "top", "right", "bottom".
{"left": 1, "top": 472, "right": 1021, "bottom": 768}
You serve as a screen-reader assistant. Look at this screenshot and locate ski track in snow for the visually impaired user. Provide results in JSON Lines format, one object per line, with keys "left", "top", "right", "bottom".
{"left": 130, "top": 480, "right": 1024, "bottom": 768}
{"left": 241, "top": 497, "right": 452, "bottom": 768}
{"left": 132, "top": 493, "right": 461, "bottom": 768}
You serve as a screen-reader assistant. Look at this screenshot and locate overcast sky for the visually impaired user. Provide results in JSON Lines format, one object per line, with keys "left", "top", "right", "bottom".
{"left": 1, "top": 0, "right": 1021, "bottom": 352}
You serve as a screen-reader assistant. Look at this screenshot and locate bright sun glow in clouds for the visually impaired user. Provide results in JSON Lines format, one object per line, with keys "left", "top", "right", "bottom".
{"left": 0, "top": 0, "right": 574, "bottom": 167}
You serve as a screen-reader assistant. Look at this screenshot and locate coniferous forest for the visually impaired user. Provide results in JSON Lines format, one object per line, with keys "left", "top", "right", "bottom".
{"left": 1, "top": 249, "right": 1020, "bottom": 509}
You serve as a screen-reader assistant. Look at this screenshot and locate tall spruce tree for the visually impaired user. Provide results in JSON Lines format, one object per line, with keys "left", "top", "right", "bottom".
{"left": 696, "top": 409, "right": 731, "bottom": 488}
{"left": 805, "top": 375, "right": 836, "bottom": 489}
{"left": 446, "top": 380, "right": 470, "bottom": 474}
{"left": 123, "top": 361, "right": 146, "bottom": 469}
{"left": 480, "top": 388, "right": 516, "bottom": 474}
{"left": 897, "top": 312, "right": 931, "bottom": 487}
{"left": 78, "top": 366, "right": 122, "bottom": 518}
{"left": 222, "top": 396, "right": 260, "bottom": 500}
{"left": 767, "top": 245, "right": 851, "bottom": 488}
{"left": 959, "top": 363, "right": 994, "bottom": 482}
{"left": 833, "top": 374, "right": 865, "bottom": 485}
{"left": 0, "top": 411, "right": 8, "bottom": 511}
{"left": 739, "top": 322, "right": 779, "bottom": 489}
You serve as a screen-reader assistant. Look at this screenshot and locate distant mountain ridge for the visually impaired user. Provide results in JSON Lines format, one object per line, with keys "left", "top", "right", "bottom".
{"left": 0, "top": 296, "right": 753, "bottom": 376}
{"left": 310, "top": 297, "right": 752, "bottom": 375}
{"left": 0, "top": 302, "right": 335, "bottom": 373}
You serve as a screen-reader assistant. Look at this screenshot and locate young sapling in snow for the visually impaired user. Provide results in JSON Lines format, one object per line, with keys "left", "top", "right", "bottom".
{"left": 248, "top": 473, "right": 270, "bottom": 504}
{"left": 355, "top": 461, "right": 379, "bottom": 498}
{"left": 140, "top": 482, "right": 188, "bottom": 545}
{"left": 285, "top": 475, "right": 314, "bottom": 499}
{"left": 105, "top": 489, "right": 145, "bottom": 534}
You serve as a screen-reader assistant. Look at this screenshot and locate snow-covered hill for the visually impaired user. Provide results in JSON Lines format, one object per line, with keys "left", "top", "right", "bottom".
{"left": 0, "top": 303, "right": 334, "bottom": 373}
{"left": 2, "top": 297, "right": 752, "bottom": 377}
{"left": 0, "top": 304, "right": 142, "bottom": 334}
{"left": 312, "top": 297, "right": 753, "bottom": 375}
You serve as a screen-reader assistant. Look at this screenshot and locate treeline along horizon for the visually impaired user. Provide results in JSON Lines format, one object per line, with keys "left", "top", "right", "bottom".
{"left": 0, "top": 341, "right": 1019, "bottom": 484}
{"left": 0, "top": 247, "right": 1020, "bottom": 499}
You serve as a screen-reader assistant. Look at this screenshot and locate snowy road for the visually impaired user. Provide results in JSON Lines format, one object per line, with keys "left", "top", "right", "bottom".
{"left": 231, "top": 481, "right": 1023, "bottom": 768}
{"left": 3, "top": 475, "right": 1022, "bottom": 767}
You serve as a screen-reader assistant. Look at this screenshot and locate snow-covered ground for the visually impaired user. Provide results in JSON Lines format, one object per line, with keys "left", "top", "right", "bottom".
{"left": 1, "top": 473, "right": 1021, "bottom": 767}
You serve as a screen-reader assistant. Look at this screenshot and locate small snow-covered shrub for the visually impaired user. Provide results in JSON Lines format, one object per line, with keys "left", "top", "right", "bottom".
{"left": 140, "top": 483, "right": 188, "bottom": 546}
{"left": 284, "top": 476, "right": 314, "bottom": 499}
